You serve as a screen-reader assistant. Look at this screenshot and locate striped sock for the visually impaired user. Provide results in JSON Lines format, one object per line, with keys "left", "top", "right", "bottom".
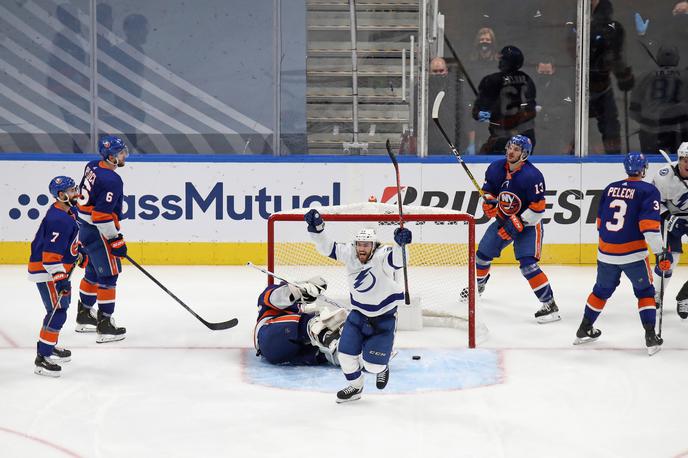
{"left": 521, "top": 264, "right": 553, "bottom": 303}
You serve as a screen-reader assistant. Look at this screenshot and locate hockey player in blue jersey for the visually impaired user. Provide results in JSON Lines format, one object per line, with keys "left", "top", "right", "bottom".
{"left": 28, "top": 176, "right": 86, "bottom": 376}
{"left": 75, "top": 135, "right": 128, "bottom": 342}
{"left": 463, "top": 134, "right": 559, "bottom": 323}
{"left": 304, "top": 208, "right": 412, "bottom": 403}
{"left": 573, "top": 152, "right": 667, "bottom": 356}
{"left": 254, "top": 277, "right": 347, "bottom": 366}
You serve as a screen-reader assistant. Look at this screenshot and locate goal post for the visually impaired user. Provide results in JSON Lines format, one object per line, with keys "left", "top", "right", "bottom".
{"left": 267, "top": 203, "right": 478, "bottom": 348}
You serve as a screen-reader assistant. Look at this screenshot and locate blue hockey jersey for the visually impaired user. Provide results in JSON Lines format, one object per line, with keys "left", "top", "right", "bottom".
{"left": 596, "top": 177, "right": 661, "bottom": 264}
{"left": 28, "top": 204, "right": 80, "bottom": 282}
{"left": 76, "top": 160, "right": 124, "bottom": 238}
{"left": 482, "top": 159, "right": 547, "bottom": 224}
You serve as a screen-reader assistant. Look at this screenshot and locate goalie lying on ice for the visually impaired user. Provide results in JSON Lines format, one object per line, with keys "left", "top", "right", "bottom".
{"left": 254, "top": 277, "right": 346, "bottom": 366}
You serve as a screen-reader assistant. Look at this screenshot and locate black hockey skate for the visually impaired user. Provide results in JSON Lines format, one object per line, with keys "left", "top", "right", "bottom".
{"left": 376, "top": 366, "right": 389, "bottom": 390}
{"left": 34, "top": 355, "right": 61, "bottom": 377}
{"left": 96, "top": 310, "right": 126, "bottom": 343}
{"left": 573, "top": 318, "right": 601, "bottom": 345}
{"left": 75, "top": 300, "right": 97, "bottom": 333}
{"left": 645, "top": 328, "right": 663, "bottom": 356}
{"left": 336, "top": 384, "right": 363, "bottom": 404}
{"left": 50, "top": 346, "right": 71, "bottom": 363}
{"left": 535, "top": 300, "right": 561, "bottom": 324}
{"left": 677, "top": 300, "right": 688, "bottom": 320}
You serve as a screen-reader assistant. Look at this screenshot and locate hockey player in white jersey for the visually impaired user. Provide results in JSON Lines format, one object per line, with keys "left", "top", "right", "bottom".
{"left": 304, "top": 208, "right": 411, "bottom": 403}
{"left": 652, "top": 142, "right": 688, "bottom": 318}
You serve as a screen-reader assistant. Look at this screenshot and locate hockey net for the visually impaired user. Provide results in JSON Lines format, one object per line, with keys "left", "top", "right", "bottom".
{"left": 267, "top": 202, "right": 484, "bottom": 348}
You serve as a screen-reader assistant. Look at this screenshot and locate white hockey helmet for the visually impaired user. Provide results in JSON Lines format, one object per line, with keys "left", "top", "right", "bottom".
{"left": 678, "top": 142, "right": 688, "bottom": 160}
{"left": 354, "top": 228, "right": 378, "bottom": 244}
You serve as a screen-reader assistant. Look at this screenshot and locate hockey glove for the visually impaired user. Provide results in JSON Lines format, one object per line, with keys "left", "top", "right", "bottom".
{"left": 304, "top": 209, "right": 325, "bottom": 233}
{"left": 498, "top": 214, "right": 524, "bottom": 240}
{"left": 76, "top": 243, "right": 89, "bottom": 268}
{"left": 634, "top": 12, "right": 649, "bottom": 36}
{"left": 108, "top": 234, "right": 127, "bottom": 257}
{"left": 478, "top": 111, "right": 492, "bottom": 123}
{"left": 482, "top": 193, "right": 498, "bottom": 219}
{"left": 394, "top": 227, "right": 412, "bottom": 246}
{"left": 657, "top": 252, "right": 673, "bottom": 272}
{"left": 667, "top": 216, "right": 688, "bottom": 237}
{"left": 52, "top": 272, "right": 71, "bottom": 295}
{"left": 617, "top": 69, "right": 634, "bottom": 92}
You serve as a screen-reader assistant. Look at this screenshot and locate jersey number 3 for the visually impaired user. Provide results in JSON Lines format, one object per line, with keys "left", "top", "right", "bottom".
{"left": 605, "top": 199, "right": 627, "bottom": 232}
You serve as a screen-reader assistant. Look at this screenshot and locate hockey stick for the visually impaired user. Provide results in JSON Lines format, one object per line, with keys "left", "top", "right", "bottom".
{"left": 246, "top": 262, "right": 344, "bottom": 309}
{"left": 385, "top": 139, "right": 411, "bottom": 305}
{"left": 125, "top": 255, "right": 238, "bottom": 330}
{"left": 658, "top": 219, "right": 669, "bottom": 338}
{"left": 43, "top": 267, "right": 77, "bottom": 334}
{"left": 432, "top": 91, "right": 485, "bottom": 198}
{"left": 443, "top": 35, "right": 478, "bottom": 97}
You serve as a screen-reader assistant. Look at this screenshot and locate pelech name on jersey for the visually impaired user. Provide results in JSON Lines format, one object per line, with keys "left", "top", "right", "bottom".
{"left": 607, "top": 186, "right": 635, "bottom": 199}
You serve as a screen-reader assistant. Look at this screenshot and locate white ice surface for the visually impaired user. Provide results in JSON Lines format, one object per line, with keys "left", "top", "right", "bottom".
{"left": 2, "top": 264, "right": 688, "bottom": 458}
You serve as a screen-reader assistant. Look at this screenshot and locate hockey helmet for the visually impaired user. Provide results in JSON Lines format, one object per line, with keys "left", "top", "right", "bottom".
{"left": 657, "top": 45, "right": 679, "bottom": 67}
{"left": 623, "top": 152, "right": 648, "bottom": 176}
{"left": 98, "top": 135, "right": 129, "bottom": 163}
{"left": 48, "top": 176, "right": 78, "bottom": 204}
{"left": 678, "top": 142, "right": 688, "bottom": 160}
{"left": 498, "top": 45, "right": 524, "bottom": 72}
{"left": 506, "top": 135, "right": 533, "bottom": 160}
{"left": 354, "top": 228, "right": 378, "bottom": 244}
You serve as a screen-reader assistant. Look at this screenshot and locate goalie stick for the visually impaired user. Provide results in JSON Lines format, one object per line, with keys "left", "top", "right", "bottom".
{"left": 125, "top": 255, "right": 238, "bottom": 331}
{"left": 385, "top": 139, "right": 411, "bottom": 305}
{"left": 432, "top": 91, "right": 486, "bottom": 198}
{"left": 246, "top": 262, "right": 344, "bottom": 309}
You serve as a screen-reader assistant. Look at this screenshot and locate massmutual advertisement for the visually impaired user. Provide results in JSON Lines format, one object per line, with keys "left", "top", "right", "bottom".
{"left": 0, "top": 159, "right": 669, "bottom": 264}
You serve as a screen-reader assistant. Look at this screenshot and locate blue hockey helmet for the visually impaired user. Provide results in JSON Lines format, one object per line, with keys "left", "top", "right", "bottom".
{"left": 623, "top": 152, "right": 648, "bottom": 176}
{"left": 98, "top": 135, "right": 128, "bottom": 161}
{"left": 48, "top": 176, "right": 77, "bottom": 199}
{"left": 506, "top": 134, "right": 533, "bottom": 160}
{"left": 498, "top": 45, "right": 524, "bottom": 72}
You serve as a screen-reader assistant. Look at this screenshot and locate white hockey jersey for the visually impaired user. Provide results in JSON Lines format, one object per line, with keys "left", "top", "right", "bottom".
{"left": 310, "top": 232, "right": 407, "bottom": 317}
{"left": 653, "top": 164, "right": 688, "bottom": 217}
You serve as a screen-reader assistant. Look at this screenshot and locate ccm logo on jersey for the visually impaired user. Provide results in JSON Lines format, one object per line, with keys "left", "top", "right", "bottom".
{"left": 498, "top": 192, "right": 522, "bottom": 216}
{"left": 353, "top": 268, "right": 377, "bottom": 293}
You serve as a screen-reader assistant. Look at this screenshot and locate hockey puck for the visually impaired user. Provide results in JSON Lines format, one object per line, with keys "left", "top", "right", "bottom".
{"left": 412, "top": 355, "right": 421, "bottom": 360}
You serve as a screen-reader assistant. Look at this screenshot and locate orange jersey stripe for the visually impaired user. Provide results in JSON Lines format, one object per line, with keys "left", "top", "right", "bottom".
{"left": 529, "top": 199, "right": 546, "bottom": 212}
{"left": 598, "top": 238, "right": 647, "bottom": 254}
{"left": 267, "top": 315, "right": 300, "bottom": 324}
{"left": 92, "top": 210, "right": 114, "bottom": 223}
{"left": 78, "top": 204, "right": 94, "bottom": 214}
{"left": 586, "top": 293, "right": 606, "bottom": 309}
{"left": 97, "top": 288, "right": 116, "bottom": 302}
{"left": 639, "top": 219, "right": 660, "bottom": 232}
{"left": 42, "top": 251, "right": 63, "bottom": 264}
{"left": 638, "top": 297, "right": 655, "bottom": 308}
{"left": 39, "top": 328, "right": 59, "bottom": 343}
{"left": 528, "top": 272, "right": 549, "bottom": 289}
{"left": 596, "top": 217, "right": 601, "bottom": 230}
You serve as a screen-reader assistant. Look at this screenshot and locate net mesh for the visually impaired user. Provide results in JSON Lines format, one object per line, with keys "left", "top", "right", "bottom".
{"left": 268, "top": 203, "right": 484, "bottom": 346}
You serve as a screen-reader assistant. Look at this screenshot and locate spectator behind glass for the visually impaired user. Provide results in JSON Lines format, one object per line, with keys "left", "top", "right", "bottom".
{"left": 630, "top": 45, "right": 688, "bottom": 155}
{"left": 465, "top": 27, "right": 499, "bottom": 155}
{"left": 428, "top": 57, "right": 461, "bottom": 156}
{"left": 533, "top": 59, "right": 575, "bottom": 154}
{"left": 472, "top": 45, "right": 537, "bottom": 154}
{"left": 589, "top": 0, "right": 634, "bottom": 154}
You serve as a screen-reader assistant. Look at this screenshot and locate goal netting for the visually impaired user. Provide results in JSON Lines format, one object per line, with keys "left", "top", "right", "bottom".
{"left": 267, "top": 202, "right": 484, "bottom": 347}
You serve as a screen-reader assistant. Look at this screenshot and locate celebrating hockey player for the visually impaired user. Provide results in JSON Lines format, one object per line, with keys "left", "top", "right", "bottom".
{"left": 75, "top": 135, "right": 128, "bottom": 342}
{"left": 463, "top": 134, "right": 559, "bottom": 323}
{"left": 573, "top": 152, "right": 666, "bottom": 355}
{"left": 28, "top": 176, "right": 86, "bottom": 376}
{"left": 254, "top": 277, "right": 346, "bottom": 366}
{"left": 304, "top": 209, "right": 411, "bottom": 403}
{"left": 651, "top": 142, "right": 688, "bottom": 318}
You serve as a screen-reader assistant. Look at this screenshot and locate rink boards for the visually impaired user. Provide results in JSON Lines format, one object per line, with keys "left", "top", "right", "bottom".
{"left": 0, "top": 156, "right": 680, "bottom": 264}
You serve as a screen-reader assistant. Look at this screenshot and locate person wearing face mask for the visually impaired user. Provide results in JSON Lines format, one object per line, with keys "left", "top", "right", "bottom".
{"left": 428, "top": 57, "right": 463, "bottom": 155}
{"left": 532, "top": 59, "right": 575, "bottom": 154}
{"left": 28, "top": 176, "right": 87, "bottom": 377}
{"left": 472, "top": 45, "right": 537, "bottom": 154}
